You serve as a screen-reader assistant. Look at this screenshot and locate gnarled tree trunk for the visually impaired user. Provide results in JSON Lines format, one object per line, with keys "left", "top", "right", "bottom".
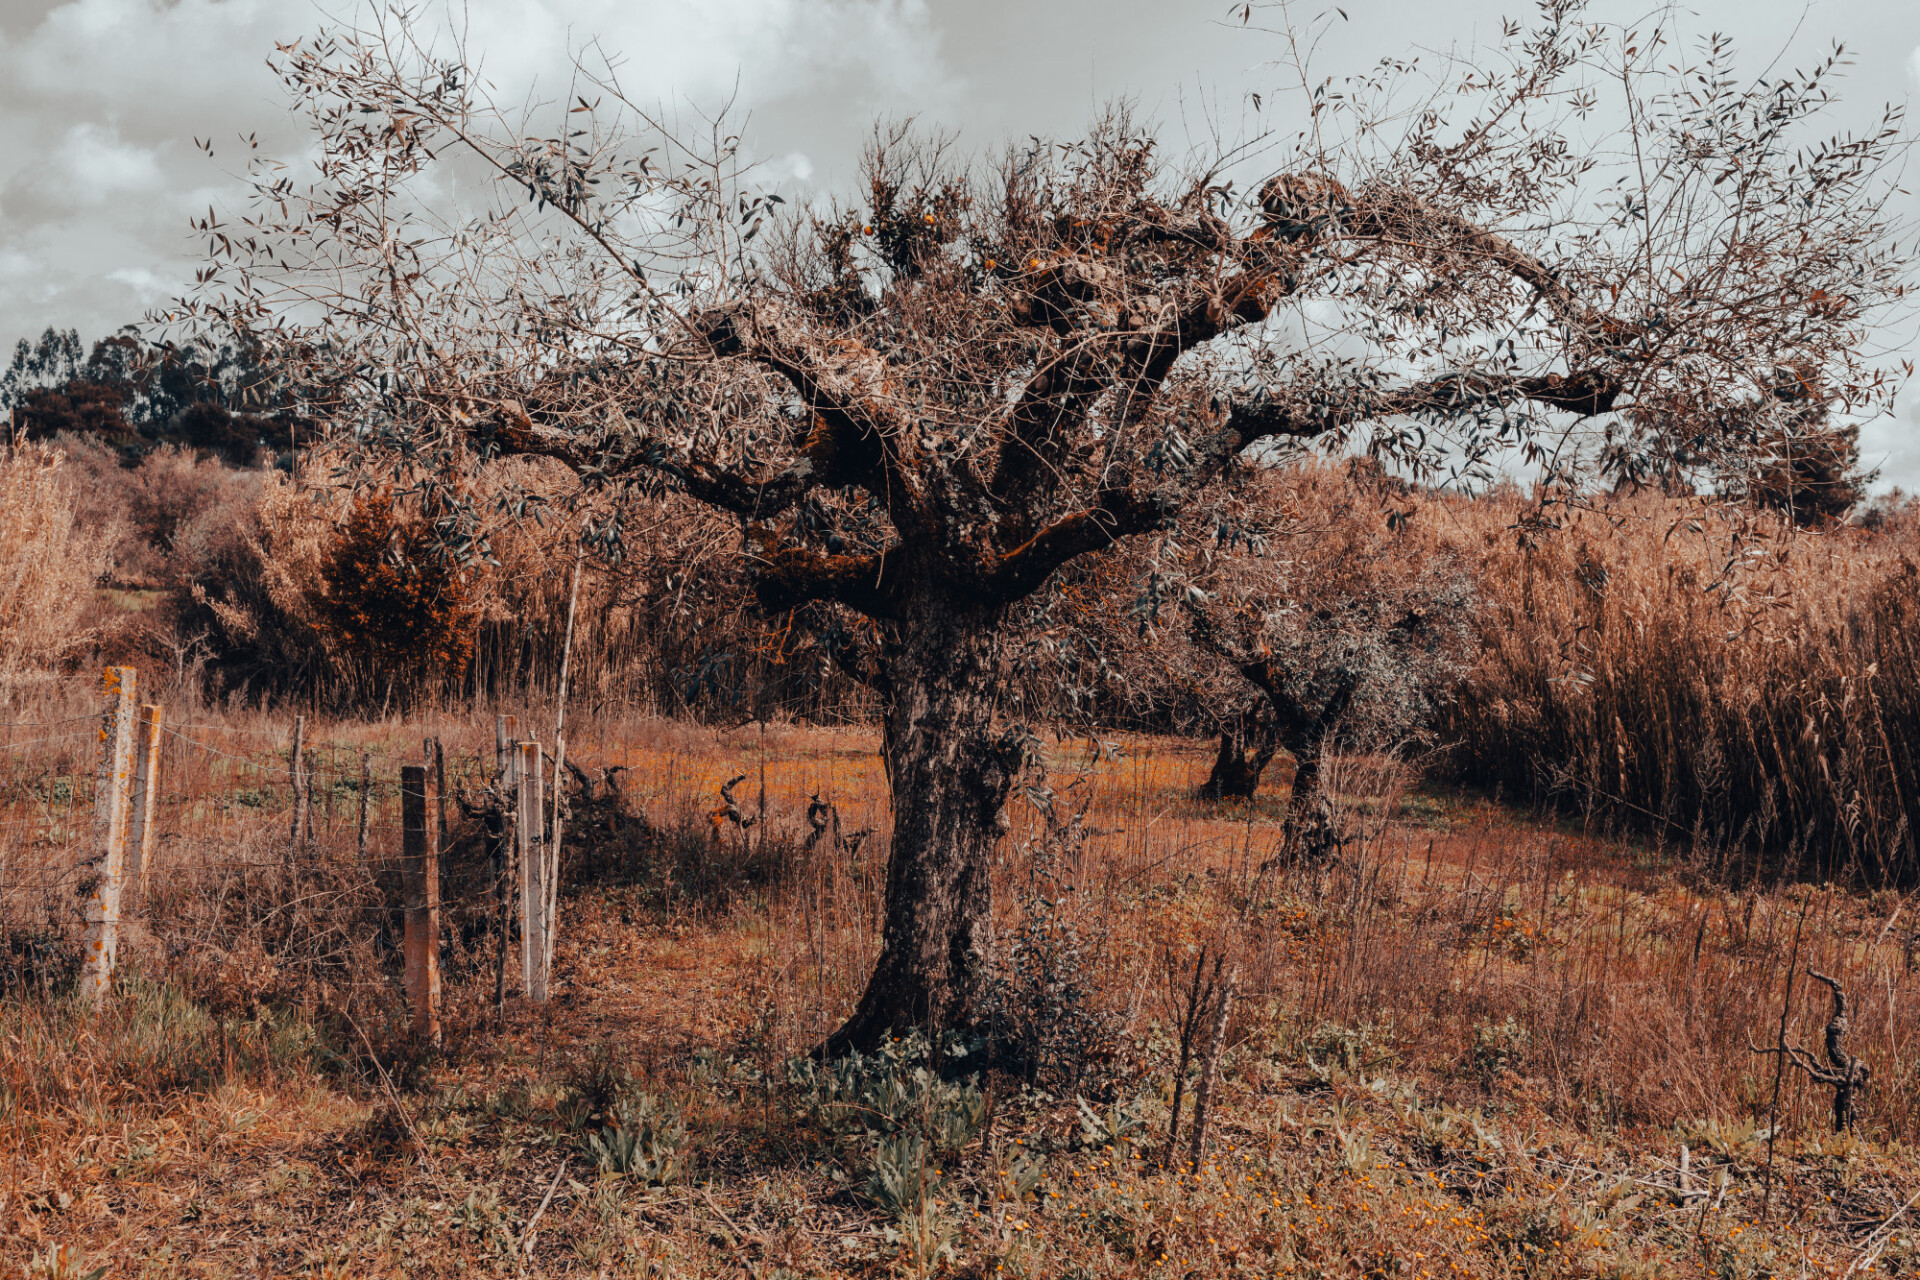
{"left": 1198, "top": 703, "right": 1279, "bottom": 799}
{"left": 824, "top": 599, "right": 1022, "bottom": 1054}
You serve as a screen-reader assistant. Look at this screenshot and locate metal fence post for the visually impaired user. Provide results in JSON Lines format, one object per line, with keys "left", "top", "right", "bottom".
{"left": 81, "top": 667, "right": 138, "bottom": 1002}
{"left": 400, "top": 764, "right": 441, "bottom": 1043}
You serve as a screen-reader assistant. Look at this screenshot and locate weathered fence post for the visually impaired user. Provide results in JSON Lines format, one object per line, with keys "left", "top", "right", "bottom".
{"left": 546, "top": 552, "right": 581, "bottom": 991}
{"left": 494, "top": 715, "right": 517, "bottom": 779}
{"left": 81, "top": 667, "right": 138, "bottom": 1002}
{"left": 356, "top": 751, "right": 371, "bottom": 862}
{"left": 125, "top": 703, "right": 163, "bottom": 910}
{"left": 517, "top": 740, "right": 547, "bottom": 1001}
{"left": 545, "top": 734, "right": 565, "bottom": 989}
{"left": 400, "top": 764, "right": 441, "bottom": 1043}
{"left": 289, "top": 714, "right": 310, "bottom": 859}
{"left": 429, "top": 736, "right": 447, "bottom": 850}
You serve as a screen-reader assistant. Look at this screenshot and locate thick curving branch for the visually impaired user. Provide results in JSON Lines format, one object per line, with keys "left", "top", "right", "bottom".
{"left": 1196, "top": 366, "right": 1623, "bottom": 474}
{"left": 745, "top": 527, "right": 903, "bottom": 619}
{"left": 985, "top": 487, "right": 1177, "bottom": 603}
{"left": 1747, "top": 967, "right": 1872, "bottom": 1132}
{"left": 694, "top": 299, "right": 929, "bottom": 531}
{"left": 483, "top": 399, "right": 820, "bottom": 520}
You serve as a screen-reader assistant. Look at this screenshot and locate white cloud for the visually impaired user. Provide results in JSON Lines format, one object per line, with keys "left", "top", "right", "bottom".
{"left": 105, "top": 266, "right": 177, "bottom": 302}
{"left": 773, "top": 152, "right": 816, "bottom": 182}
{"left": 56, "top": 125, "right": 163, "bottom": 204}
{"left": 0, "top": 0, "right": 954, "bottom": 342}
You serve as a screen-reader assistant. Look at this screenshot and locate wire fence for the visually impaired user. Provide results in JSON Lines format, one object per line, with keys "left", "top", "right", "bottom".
{"left": 0, "top": 671, "right": 571, "bottom": 1031}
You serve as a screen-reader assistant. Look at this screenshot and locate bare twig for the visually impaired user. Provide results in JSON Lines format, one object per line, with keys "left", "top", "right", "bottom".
{"left": 520, "top": 1157, "right": 570, "bottom": 1257}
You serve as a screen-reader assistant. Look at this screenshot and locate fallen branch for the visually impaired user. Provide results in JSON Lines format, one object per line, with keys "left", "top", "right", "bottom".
{"left": 521, "top": 1157, "right": 570, "bottom": 1257}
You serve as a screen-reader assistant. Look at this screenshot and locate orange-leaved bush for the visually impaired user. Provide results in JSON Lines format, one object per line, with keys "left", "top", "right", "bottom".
{"left": 315, "top": 490, "right": 475, "bottom": 705}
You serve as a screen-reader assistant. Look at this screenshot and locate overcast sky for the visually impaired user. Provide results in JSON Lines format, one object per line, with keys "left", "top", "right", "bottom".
{"left": 2, "top": 0, "right": 1917, "bottom": 485}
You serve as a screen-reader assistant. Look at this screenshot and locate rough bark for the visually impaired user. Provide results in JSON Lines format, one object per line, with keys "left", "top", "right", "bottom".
{"left": 1198, "top": 705, "right": 1279, "bottom": 799}
{"left": 1282, "top": 744, "right": 1340, "bottom": 861}
{"left": 823, "top": 595, "right": 1024, "bottom": 1054}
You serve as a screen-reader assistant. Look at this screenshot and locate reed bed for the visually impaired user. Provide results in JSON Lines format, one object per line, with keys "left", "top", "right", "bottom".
{"left": 1428, "top": 490, "right": 1920, "bottom": 883}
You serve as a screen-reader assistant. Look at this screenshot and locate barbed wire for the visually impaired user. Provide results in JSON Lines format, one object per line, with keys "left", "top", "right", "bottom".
{"left": 0, "top": 715, "right": 102, "bottom": 730}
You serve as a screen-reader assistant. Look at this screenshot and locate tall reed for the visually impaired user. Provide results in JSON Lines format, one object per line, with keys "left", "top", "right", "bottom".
{"left": 1436, "top": 491, "right": 1920, "bottom": 881}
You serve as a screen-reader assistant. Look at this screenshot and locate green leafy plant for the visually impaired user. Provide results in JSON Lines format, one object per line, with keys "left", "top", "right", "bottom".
{"left": 24, "top": 1245, "right": 107, "bottom": 1280}
{"left": 1073, "top": 1093, "right": 1151, "bottom": 1150}
{"left": 792, "top": 1035, "right": 985, "bottom": 1274}
{"left": 584, "top": 1093, "right": 686, "bottom": 1185}
{"left": 1471, "top": 1015, "right": 1532, "bottom": 1085}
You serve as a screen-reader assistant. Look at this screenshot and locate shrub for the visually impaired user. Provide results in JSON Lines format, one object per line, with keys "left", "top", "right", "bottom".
{"left": 0, "top": 444, "right": 110, "bottom": 697}
{"left": 584, "top": 1093, "right": 687, "bottom": 1184}
{"left": 313, "top": 489, "right": 476, "bottom": 707}
{"left": 1438, "top": 490, "right": 1920, "bottom": 881}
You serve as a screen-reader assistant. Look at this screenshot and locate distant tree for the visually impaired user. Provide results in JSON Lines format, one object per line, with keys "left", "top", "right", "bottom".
{"left": 173, "top": 402, "right": 289, "bottom": 467}
{"left": 0, "top": 328, "right": 88, "bottom": 411}
{"left": 1184, "top": 538, "right": 1476, "bottom": 854}
{"left": 1722, "top": 365, "right": 1874, "bottom": 524}
{"left": 187, "top": 3, "right": 1912, "bottom": 1049}
{"left": 13, "top": 378, "right": 139, "bottom": 450}
{"left": 0, "top": 323, "right": 297, "bottom": 464}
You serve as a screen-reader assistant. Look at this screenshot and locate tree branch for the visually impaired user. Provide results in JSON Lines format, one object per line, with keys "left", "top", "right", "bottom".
{"left": 694, "top": 299, "right": 928, "bottom": 529}
{"left": 1197, "top": 366, "right": 1623, "bottom": 471}
{"left": 986, "top": 488, "right": 1176, "bottom": 603}
{"left": 746, "top": 527, "right": 902, "bottom": 618}
{"left": 483, "top": 399, "right": 820, "bottom": 519}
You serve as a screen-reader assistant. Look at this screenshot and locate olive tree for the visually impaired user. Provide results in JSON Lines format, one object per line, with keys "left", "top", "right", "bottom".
{"left": 179, "top": 3, "right": 1911, "bottom": 1049}
{"left": 1174, "top": 465, "right": 1476, "bottom": 825}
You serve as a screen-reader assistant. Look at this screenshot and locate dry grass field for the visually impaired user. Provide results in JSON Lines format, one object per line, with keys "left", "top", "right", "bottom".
{"left": 8, "top": 705, "right": 1920, "bottom": 1279}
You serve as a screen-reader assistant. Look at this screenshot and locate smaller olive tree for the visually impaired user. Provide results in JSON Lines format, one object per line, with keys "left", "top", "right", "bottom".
{"left": 1180, "top": 467, "right": 1476, "bottom": 851}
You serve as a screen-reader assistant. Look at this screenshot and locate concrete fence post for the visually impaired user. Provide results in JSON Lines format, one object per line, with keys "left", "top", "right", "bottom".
{"left": 81, "top": 667, "right": 138, "bottom": 1002}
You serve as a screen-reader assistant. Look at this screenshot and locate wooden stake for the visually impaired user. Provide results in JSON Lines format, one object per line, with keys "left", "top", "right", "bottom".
{"left": 1187, "top": 963, "right": 1239, "bottom": 1165}
{"left": 289, "top": 714, "right": 310, "bottom": 859}
{"left": 356, "top": 751, "right": 372, "bottom": 862}
{"left": 545, "top": 734, "right": 565, "bottom": 988}
{"left": 495, "top": 714, "right": 517, "bottom": 780}
{"left": 81, "top": 667, "right": 138, "bottom": 1003}
{"left": 493, "top": 715, "right": 519, "bottom": 1011}
{"left": 400, "top": 764, "right": 442, "bottom": 1044}
{"left": 125, "top": 703, "right": 163, "bottom": 911}
{"left": 430, "top": 736, "right": 447, "bottom": 850}
{"left": 517, "top": 740, "right": 547, "bottom": 1000}
{"left": 543, "top": 553, "right": 582, "bottom": 1003}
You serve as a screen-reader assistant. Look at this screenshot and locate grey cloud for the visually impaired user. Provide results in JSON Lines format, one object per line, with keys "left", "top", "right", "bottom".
{"left": 1, "top": 0, "right": 1914, "bottom": 485}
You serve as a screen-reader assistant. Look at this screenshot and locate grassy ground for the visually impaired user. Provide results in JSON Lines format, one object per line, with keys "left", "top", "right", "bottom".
{"left": 6, "top": 717, "right": 1920, "bottom": 1278}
